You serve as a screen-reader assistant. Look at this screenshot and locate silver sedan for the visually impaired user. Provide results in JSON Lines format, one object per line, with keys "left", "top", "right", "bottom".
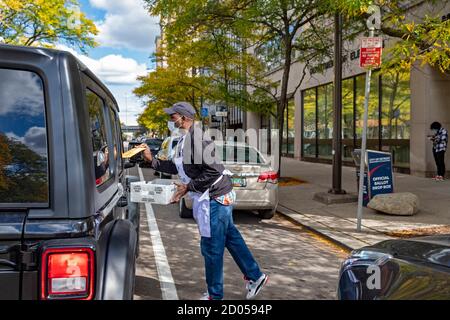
{"left": 180, "top": 142, "right": 278, "bottom": 219}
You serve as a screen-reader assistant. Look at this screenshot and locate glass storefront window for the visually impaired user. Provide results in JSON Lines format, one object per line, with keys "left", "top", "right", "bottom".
{"left": 282, "top": 99, "right": 295, "bottom": 157}
{"left": 355, "top": 72, "right": 380, "bottom": 150}
{"left": 301, "top": 70, "right": 411, "bottom": 170}
{"left": 317, "top": 84, "right": 333, "bottom": 159}
{"left": 342, "top": 78, "right": 354, "bottom": 161}
{"left": 302, "top": 88, "right": 316, "bottom": 157}
{"left": 381, "top": 71, "right": 411, "bottom": 168}
{"left": 355, "top": 72, "right": 380, "bottom": 139}
{"left": 287, "top": 99, "right": 295, "bottom": 156}
{"left": 381, "top": 71, "right": 410, "bottom": 140}
{"left": 260, "top": 115, "right": 273, "bottom": 155}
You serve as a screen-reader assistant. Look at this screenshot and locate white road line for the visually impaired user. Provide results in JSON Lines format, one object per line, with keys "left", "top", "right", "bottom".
{"left": 138, "top": 167, "right": 179, "bottom": 300}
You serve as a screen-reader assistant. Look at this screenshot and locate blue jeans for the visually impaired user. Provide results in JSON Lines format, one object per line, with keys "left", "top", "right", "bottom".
{"left": 200, "top": 199, "right": 263, "bottom": 300}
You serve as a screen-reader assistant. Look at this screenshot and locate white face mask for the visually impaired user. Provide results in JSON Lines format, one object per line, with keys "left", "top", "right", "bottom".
{"left": 167, "top": 121, "right": 177, "bottom": 132}
{"left": 168, "top": 117, "right": 183, "bottom": 134}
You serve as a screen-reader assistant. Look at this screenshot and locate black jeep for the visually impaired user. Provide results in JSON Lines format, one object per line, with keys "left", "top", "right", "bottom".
{"left": 0, "top": 45, "right": 140, "bottom": 300}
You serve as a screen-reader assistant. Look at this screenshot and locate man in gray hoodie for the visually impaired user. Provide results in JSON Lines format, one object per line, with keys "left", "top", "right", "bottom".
{"left": 138, "top": 101, "right": 268, "bottom": 300}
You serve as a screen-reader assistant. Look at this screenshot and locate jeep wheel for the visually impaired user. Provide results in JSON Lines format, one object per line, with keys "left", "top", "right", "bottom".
{"left": 179, "top": 198, "right": 193, "bottom": 219}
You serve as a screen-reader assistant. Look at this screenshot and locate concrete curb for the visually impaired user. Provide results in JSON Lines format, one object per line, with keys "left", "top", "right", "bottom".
{"left": 277, "top": 208, "right": 353, "bottom": 253}
{"left": 276, "top": 204, "right": 375, "bottom": 252}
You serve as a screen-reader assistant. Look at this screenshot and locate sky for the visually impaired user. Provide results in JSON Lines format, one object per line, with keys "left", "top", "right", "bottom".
{"left": 60, "top": 0, "right": 160, "bottom": 126}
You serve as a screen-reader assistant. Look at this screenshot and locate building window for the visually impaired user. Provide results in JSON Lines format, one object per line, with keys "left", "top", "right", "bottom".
{"left": 342, "top": 78, "right": 354, "bottom": 161}
{"left": 260, "top": 115, "right": 273, "bottom": 155}
{"left": 381, "top": 71, "right": 410, "bottom": 168}
{"left": 302, "top": 71, "right": 411, "bottom": 169}
{"left": 282, "top": 98, "right": 295, "bottom": 157}
{"left": 302, "top": 88, "right": 316, "bottom": 158}
{"left": 287, "top": 99, "right": 295, "bottom": 157}
{"left": 317, "top": 84, "right": 333, "bottom": 159}
{"left": 355, "top": 72, "right": 380, "bottom": 150}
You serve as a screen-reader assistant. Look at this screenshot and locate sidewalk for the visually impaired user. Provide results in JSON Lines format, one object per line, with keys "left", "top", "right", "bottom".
{"left": 277, "top": 157, "right": 450, "bottom": 251}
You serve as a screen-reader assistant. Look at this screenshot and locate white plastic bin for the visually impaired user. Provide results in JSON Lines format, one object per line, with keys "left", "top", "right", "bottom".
{"left": 130, "top": 179, "right": 179, "bottom": 205}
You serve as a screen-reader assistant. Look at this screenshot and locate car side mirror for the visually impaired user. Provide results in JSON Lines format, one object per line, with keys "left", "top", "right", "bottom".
{"left": 124, "top": 161, "right": 136, "bottom": 169}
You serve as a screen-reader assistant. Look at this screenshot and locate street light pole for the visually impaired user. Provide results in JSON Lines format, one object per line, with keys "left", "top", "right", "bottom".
{"left": 330, "top": 12, "right": 346, "bottom": 195}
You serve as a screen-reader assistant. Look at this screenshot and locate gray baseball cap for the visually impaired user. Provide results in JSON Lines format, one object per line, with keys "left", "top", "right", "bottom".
{"left": 164, "top": 101, "right": 196, "bottom": 119}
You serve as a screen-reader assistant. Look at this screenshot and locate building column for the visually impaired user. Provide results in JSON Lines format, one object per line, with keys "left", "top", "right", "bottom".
{"left": 410, "top": 63, "right": 450, "bottom": 177}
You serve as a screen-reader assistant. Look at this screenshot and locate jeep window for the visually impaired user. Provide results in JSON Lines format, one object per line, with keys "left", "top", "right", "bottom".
{"left": 108, "top": 105, "right": 122, "bottom": 173}
{"left": 0, "top": 68, "right": 49, "bottom": 204}
{"left": 87, "top": 89, "right": 111, "bottom": 186}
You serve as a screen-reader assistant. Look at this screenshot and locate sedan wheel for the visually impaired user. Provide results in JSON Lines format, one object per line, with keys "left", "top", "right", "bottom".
{"left": 258, "top": 209, "right": 275, "bottom": 220}
{"left": 179, "top": 198, "right": 194, "bottom": 219}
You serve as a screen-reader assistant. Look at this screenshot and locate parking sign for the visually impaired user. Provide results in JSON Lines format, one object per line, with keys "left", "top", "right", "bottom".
{"left": 360, "top": 37, "right": 383, "bottom": 68}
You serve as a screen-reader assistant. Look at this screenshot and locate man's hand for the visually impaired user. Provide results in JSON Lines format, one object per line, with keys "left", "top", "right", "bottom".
{"left": 138, "top": 143, "right": 152, "bottom": 162}
{"left": 171, "top": 182, "right": 188, "bottom": 203}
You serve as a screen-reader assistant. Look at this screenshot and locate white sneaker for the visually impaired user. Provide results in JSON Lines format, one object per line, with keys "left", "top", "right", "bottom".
{"left": 200, "top": 291, "right": 223, "bottom": 300}
{"left": 246, "top": 273, "right": 269, "bottom": 300}
{"left": 200, "top": 292, "right": 212, "bottom": 300}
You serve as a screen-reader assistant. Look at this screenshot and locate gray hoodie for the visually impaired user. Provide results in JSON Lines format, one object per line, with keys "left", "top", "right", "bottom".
{"left": 141, "top": 124, "right": 233, "bottom": 198}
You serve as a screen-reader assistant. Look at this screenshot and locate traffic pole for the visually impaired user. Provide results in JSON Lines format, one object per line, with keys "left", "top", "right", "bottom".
{"left": 356, "top": 28, "right": 375, "bottom": 232}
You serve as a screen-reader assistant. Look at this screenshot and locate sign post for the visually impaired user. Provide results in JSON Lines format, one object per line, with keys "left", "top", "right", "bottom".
{"left": 352, "top": 149, "right": 370, "bottom": 207}
{"left": 356, "top": 30, "right": 383, "bottom": 232}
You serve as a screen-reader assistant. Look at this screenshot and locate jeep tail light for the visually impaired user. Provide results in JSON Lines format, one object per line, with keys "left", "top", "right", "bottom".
{"left": 41, "top": 247, "right": 95, "bottom": 300}
{"left": 257, "top": 171, "right": 278, "bottom": 184}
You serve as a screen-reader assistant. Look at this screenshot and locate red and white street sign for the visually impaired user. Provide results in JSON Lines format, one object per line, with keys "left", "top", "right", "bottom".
{"left": 360, "top": 37, "right": 383, "bottom": 69}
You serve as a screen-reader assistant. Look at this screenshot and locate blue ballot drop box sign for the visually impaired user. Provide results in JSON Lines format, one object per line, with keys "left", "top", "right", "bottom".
{"left": 353, "top": 149, "right": 394, "bottom": 206}
{"left": 367, "top": 150, "right": 394, "bottom": 198}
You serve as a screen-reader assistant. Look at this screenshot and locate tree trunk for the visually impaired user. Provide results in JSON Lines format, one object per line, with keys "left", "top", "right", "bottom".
{"left": 277, "top": 38, "right": 293, "bottom": 177}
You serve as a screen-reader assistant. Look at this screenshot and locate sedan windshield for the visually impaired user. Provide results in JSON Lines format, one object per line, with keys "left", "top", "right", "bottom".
{"left": 216, "top": 145, "right": 264, "bottom": 164}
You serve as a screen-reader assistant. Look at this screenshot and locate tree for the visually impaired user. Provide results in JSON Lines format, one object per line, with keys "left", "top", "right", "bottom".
{"left": 145, "top": 0, "right": 333, "bottom": 174}
{"left": 335, "top": 0, "right": 450, "bottom": 73}
{"left": 0, "top": 133, "right": 12, "bottom": 189}
{"left": 0, "top": 0, "right": 98, "bottom": 52}
{"left": 133, "top": 55, "right": 211, "bottom": 134}
{"left": 136, "top": 2, "right": 270, "bottom": 136}
{"left": 0, "top": 133, "right": 48, "bottom": 203}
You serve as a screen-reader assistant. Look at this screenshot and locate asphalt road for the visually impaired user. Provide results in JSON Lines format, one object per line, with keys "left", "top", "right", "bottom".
{"left": 132, "top": 167, "right": 348, "bottom": 300}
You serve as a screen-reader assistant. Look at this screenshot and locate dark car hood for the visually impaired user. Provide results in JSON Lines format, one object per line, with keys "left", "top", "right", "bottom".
{"left": 367, "top": 235, "right": 450, "bottom": 269}
{"left": 411, "top": 234, "right": 450, "bottom": 247}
